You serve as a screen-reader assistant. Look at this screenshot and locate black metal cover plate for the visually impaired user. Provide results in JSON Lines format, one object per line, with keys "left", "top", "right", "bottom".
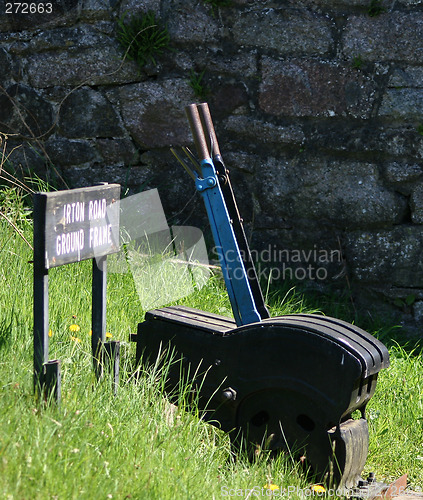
{"left": 136, "top": 305, "right": 389, "bottom": 487}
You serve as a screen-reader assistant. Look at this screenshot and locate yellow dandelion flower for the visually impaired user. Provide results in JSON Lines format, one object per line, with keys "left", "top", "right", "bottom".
{"left": 48, "top": 329, "right": 53, "bottom": 337}
{"left": 70, "top": 336, "right": 82, "bottom": 343}
{"left": 264, "top": 483, "right": 279, "bottom": 491}
{"left": 69, "top": 324, "right": 80, "bottom": 333}
{"left": 89, "top": 330, "right": 92, "bottom": 336}
{"left": 106, "top": 332, "right": 112, "bottom": 339}
{"left": 311, "top": 484, "right": 326, "bottom": 494}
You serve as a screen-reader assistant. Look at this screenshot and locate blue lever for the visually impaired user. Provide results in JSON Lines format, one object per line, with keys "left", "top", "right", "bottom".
{"left": 195, "top": 157, "right": 261, "bottom": 326}
{"left": 184, "top": 103, "right": 261, "bottom": 326}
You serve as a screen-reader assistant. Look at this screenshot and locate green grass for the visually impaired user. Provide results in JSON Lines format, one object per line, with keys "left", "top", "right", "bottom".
{"left": 188, "top": 68, "right": 210, "bottom": 100}
{"left": 365, "top": 344, "right": 423, "bottom": 487}
{"left": 116, "top": 11, "right": 170, "bottom": 69}
{"left": 0, "top": 188, "right": 423, "bottom": 498}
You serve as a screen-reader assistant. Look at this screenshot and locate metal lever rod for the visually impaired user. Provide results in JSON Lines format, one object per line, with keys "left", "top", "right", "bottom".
{"left": 197, "top": 102, "right": 221, "bottom": 159}
{"left": 196, "top": 102, "right": 270, "bottom": 320}
{"left": 184, "top": 104, "right": 261, "bottom": 326}
{"left": 185, "top": 104, "right": 210, "bottom": 161}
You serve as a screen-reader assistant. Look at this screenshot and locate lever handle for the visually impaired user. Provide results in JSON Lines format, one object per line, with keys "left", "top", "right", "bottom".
{"left": 197, "top": 102, "right": 222, "bottom": 158}
{"left": 185, "top": 104, "right": 210, "bottom": 161}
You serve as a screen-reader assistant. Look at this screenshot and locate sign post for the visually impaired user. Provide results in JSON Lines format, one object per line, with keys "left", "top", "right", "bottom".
{"left": 33, "top": 184, "right": 121, "bottom": 402}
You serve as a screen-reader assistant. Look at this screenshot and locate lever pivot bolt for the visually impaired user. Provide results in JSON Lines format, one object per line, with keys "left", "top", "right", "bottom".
{"left": 222, "top": 387, "right": 237, "bottom": 401}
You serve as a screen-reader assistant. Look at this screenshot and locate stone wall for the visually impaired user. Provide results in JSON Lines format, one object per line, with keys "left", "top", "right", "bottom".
{"left": 1, "top": 0, "right": 423, "bottom": 330}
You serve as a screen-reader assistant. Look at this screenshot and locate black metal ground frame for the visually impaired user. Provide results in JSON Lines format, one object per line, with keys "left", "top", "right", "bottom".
{"left": 135, "top": 303, "right": 389, "bottom": 488}
{"left": 32, "top": 184, "right": 121, "bottom": 403}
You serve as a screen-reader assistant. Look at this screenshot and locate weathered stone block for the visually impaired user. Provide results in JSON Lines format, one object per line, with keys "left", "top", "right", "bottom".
{"left": 375, "top": 126, "right": 423, "bottom": 159}
{"left": 307, "top": 121, "right": 371, "bottom": 154}
{"left": 410, "top": 182, "right": 423, "bottom": 223}
{"left": 397, "top": 0, "right": 423, "bottom": 5}
{"left": 0, "top": 48, "right": 12, "bottom": 79}
{"left": 311, "top": 122, "right": 423, "bottom": 165}
{"left": 45, "top": 137, "right": 97, "bottom": 167}
{"left": 223, "top": 151, "right": 256, "bottom": 175}
{"left": 255, "top": 156, "right": 408, "bottom": 228}
{"left": 81, "top": 0, "right": 115, "bottom": 21}
{"left": 27, "top": 46, "right": 140, "bottom": 88}
{"left": 3, "top": 141, "right": 49, "bottom": 176}
{"left": 0, "top": 46, "right": 20, "bottom": 84}
{"left": 26, "top": 24, "right": 113, "bottom": 53}
{"left": 345, "top": 226, "right": 423, "bottom": 287}
{"left": 0, "top": 84, "right": 54, "bottom": 137}
{"left": 207, "top": 83, "right": 249, "bottom": 119}
{"left": 259, "top": 57, "right": 376, "bottom": 118}
{"left": 342, "top": 13, "right": 423, "bottom": 63}
{"left": 384, "top": 161, "right": 423, "bottom": 185}
{"left": 223, "top": 116, "right": 305, "bottom": 147}
{"left": 413, "top": 300, "right": 423, "bottom": 322}
{"left": 96, "top": 138, "right": 140, "bottom": 166}
{"left": 231, "top": 7, "right": 333, "bottom": 55}
{"left": 63, "top": 165, "right": 140, "bottom": 188}
{"left": 119, "top": 0, "right": 161, "bottom": 17}
{"left": 203, "top": 52, "right": 257, "bottom": 78}
{"left": 304, "top": 0, "right": 379, "bottom": 5}
{"left": 231, "top": 0, "right": 257, "bottom": 4}
{"left": 165, "top": 0, "right": 220, "bottom": 44}
{"left": 119, "top": 79, "right": 194, "bottom": 148}
{"left": 58, "top": 87, "right": 124, "bottom": 138}
{"left": 379, "top": 88, "right": 423, "bottom": 119}
{"left": 388, "top": 66, "right": 423, "bottom": 88}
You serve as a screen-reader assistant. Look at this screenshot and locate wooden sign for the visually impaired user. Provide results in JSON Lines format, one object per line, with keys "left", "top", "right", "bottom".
{"left": 33, "top": 183, "right": 121, "bottom": 403}
{"left": 33, "top": 184, "right": 120, "bottom": 269}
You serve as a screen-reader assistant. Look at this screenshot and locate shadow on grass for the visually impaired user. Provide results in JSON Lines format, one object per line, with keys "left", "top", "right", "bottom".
{"left": 0, "top": 314, "right": 14, "bottom": 352}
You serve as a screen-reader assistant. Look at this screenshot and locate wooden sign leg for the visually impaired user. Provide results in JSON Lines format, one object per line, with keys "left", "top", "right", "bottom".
{"left": 91, "top": 256, "right": 120, "bottom": 391}
{"left": 33, "top": 194, "right": 61, "bottom": 404}
{"left": 33, "top": 265, "right": 49, "bottom": 392}
{"left": 43, "top": 360, "right": 61, "bottom": 404}
{"left": 92, "top": 256, "right": 107, "bottom": 379}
